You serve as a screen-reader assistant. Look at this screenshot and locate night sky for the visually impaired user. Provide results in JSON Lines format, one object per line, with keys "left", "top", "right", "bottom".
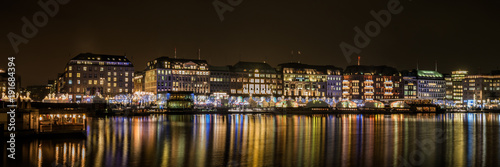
{"left": 1, "top": 0, "right": 499, "bottom": 86}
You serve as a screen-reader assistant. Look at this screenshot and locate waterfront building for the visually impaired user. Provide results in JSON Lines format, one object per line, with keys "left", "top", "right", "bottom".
{"left": 209, "top": 66, "right": 231, "bottom": 94}
{"left": 229, "top": 61, "right": 282, "bottom": 99}
{"left": 277, "top": 62, "right": 342, "bottom": 102}
{"left": 59, "top": 53, "right": 134, "bottom": 102}
{"left": 444, "top": 74, "right": 453, "bottom": 100}
{"left": 401, "top": 70, "right": 446, "bottom": 100}
{"left": 132, "top": 71, "right": 145, "bottom": 93}
{"left": 462, "top": 72, "right": 500, "bottom": 109}
{"left": 402, "top": 76, "right": 418, "bottom": 99}
{"left": 342, "top": 65, "right": 403, "bottom": 101}
{"left": 450, "top": 71, "right": 468, "bottom": 107}
{"left": 144, "top": 57, "right": 210, "bottom": 102}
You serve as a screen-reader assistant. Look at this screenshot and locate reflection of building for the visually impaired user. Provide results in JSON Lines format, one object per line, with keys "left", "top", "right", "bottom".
{"left": 144, "top": 57, "right": 210, "bottom": 95}
{"left": 60, "top": 53, "right": 134, "bottom": 102}
{"left": 450, "top": 71, "right": 468, "bottom": 107}
{"left": 209, "top": 66, "right": 231, "bottom": 94}
{"left": 277, "top": 63, "right": 342, "bottom": 100}
{"left": 342, "top": 65, "right": 403, "bottom": 100}
{"left": 132, "top": 71, "right": 145, "bottom": 93}
{"left": 229, "top": 62, "right": 282, "bottom": 97}
{"left": 463, "top": 73, "right": 500, "bottom": 108}
{"left": 402, "top": 70, "right": 446, "bottom": 100}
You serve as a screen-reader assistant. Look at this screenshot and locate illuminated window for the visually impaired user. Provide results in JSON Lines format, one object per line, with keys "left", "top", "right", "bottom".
{"left": 83, "top": 67, "right": 87, "bottom": 71}
{"left": 69, "top": 80, "right": 72, "bottom": 84}
{"left": 69, "top": 73, "right": 72, "bottom": 77}
{"left": 76, "top": 73, "right": 80, "bottom": 78}
{"left": 114, "top": 83, "right": 117, "bottom": 87}
{"left": 113, "top": 77, "right": 117, "bottom": 82}
{"left": 77, "top": 80, "right": 80, "bottom": 84}
{"left": 68, "top": 66, "right": 72, "bottom": 71}
{"left": 100, "top": 67, "right": 104, "bottom": 71}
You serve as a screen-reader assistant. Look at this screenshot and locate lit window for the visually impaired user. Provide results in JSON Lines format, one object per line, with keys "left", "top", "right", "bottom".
{"left": 77, "top": 73, "right": 80, "bottom": 78}
{"left": 69, "top": 80, "right": 72, "bottom": 84}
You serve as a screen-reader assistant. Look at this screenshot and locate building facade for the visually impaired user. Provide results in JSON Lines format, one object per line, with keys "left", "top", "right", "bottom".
{"left": 132, "top": 71, "right": 145, "bottom": 93}
{"left": 463, "top": 74, "right": 500, "bottom": 109}
{"left": 229, "top": 62, "right": 282, "bottom": 98}
{"left": 277, "top": 63, "right": 342, "bottom": 101}
{"left": 402, "top": 70, "right": 446, "bottom": 100}
{"left": 450, "top": 71, "right": 468, "bottom": 107}
{"left": 209, "top": 66, "right": 231, "bottom": 94}
{"left": 60, "top": 53, "right": 134, "bottom": 102}
{"left": 144, "top": 57, "right": 210, "bottom": 95}
{"left": 342, "top": 65, "right": 403, "bottom": 101}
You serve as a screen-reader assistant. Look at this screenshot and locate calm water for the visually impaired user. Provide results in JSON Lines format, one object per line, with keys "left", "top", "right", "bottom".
{"left": 3, "top": 113, "right": 500, "bottom": 167}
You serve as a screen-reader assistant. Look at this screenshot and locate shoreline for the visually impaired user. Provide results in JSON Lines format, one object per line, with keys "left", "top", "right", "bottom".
{"left": 96, "top": 109, "right": 500, "bottom": 116}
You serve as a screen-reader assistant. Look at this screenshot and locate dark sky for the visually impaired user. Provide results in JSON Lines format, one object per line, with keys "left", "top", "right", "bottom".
{"left": 1, "top": 0, "right": 499, "bottom": 86}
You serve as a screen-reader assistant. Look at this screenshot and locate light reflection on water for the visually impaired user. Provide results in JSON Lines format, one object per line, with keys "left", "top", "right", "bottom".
{"left": 4, "top": 113, "right": 500, "bottom": 166}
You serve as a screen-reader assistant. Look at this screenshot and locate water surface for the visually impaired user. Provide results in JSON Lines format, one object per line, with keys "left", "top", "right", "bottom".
{"left": 3, "top": 113, "right": 500, "bottom": 166}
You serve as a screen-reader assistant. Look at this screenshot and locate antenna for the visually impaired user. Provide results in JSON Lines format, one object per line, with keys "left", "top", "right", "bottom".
{"left": 435, "top": 60, "right": 438, "bottom": 71}
{"left": 174, "top": 48, "right": 177, "bottom": 59}
{"left": 198, "top": 49, "right": 201, "bottom": 60}
{"left": 358, "top": 56, "right": 360, "bottom": 66}
{"left": 297, "top": 51, "right": 301, "bottom": 63}
{"left": 291, "top": 50, "right": 294, "bottom": 62}
{"left": 417, "top": 59, "right": 419, "bottom": 70}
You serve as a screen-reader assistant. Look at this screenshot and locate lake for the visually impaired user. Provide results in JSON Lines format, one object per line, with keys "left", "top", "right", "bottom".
{"left": 3, "top": 113, "right": 500, "bottom": 166}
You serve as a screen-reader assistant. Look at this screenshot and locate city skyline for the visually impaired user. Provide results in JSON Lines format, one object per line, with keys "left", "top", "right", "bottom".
{"left": 1, "top": 0, "right": 500, "bottom": 86}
